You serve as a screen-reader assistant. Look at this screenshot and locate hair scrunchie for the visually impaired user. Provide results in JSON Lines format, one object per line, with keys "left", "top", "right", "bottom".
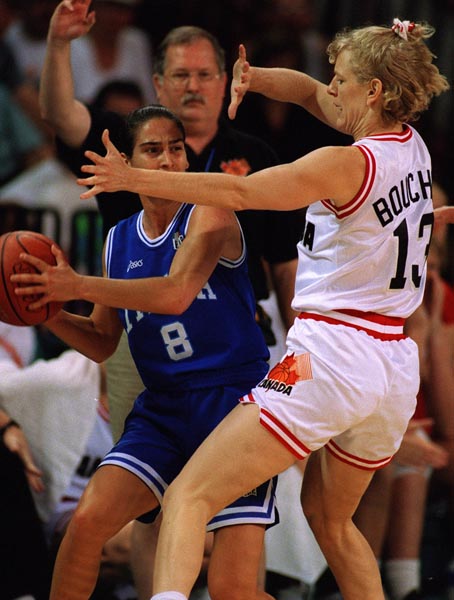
{"left": 392, "top": 18, "right": 415, "bottom": 40}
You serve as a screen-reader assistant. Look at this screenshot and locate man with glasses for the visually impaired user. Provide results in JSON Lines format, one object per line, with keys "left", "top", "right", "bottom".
{"left": 152, "top": 25, "right": 301, "bottom": 335}
{"left": 40, "top": 2, "right": 302, "bottom": 597}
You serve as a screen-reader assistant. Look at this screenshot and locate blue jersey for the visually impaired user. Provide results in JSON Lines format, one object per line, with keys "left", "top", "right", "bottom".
{"left": 105, "top": 204, "right": 269, "bottom": 391}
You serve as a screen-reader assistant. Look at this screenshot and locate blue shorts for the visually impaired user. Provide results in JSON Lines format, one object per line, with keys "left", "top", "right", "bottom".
{"left": 100, "top": 383, "right": 277, "bottom": 531}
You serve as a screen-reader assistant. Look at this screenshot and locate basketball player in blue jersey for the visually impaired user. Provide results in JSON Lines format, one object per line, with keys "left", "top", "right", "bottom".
{"left": 12, "top": 104, "right": 276, "bottom": 600}
{"left": 42, "top": 18, "right": 450, "bottom": 600}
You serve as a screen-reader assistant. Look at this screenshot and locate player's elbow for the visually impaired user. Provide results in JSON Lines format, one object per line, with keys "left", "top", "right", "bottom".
{"left": 89, "top": 345, "right": 116, "bottom": 363}
{"left": 162, "top": 286, "right": 195, "bottom": 315}
{"left": 39, "top": 99, "right": 67, "bottom": 130}
{"left": 166, "top": 296, "right": 192, "bottom": 315}
{"left": 40, "top": 101, "right": 91, "bottom": 148}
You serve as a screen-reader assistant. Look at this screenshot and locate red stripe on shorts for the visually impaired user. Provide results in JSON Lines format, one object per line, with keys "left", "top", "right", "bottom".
{"left": 298, "top": 310, "right": 406, "bottom": 341}
{"left": 240, "top": 394, "right": 312, "bottom": 459}
{"left": 327, "top": 440, "right": 393, "bottom": 471}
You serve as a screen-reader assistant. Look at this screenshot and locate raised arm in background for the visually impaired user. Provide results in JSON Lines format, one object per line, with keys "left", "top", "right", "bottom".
{"left": 39, "top": 0, "right": 94, "bottom": 147}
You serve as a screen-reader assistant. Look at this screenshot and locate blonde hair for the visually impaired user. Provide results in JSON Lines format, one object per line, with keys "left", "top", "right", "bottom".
{"left": 327, "top": 21, "right": 450, "bottom": 124}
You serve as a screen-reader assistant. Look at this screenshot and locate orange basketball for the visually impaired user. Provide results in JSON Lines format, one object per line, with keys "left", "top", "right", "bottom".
{"left": 268, "top": 362, "right": 291, "bottom": 382}
{"left": 0, "top": 230, "right": 64, "bottom": 326}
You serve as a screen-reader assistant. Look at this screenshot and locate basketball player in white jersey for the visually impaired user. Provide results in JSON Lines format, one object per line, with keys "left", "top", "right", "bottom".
{"left": 15, "top": 18, "right": 450, "bottom": 600}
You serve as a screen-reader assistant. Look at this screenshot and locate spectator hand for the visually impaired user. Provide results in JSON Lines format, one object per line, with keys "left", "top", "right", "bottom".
{"left": 394, "top": 418, "right": 449, "bottom": 470}
{"left": 228, "top": 44, "right": 251, "bottom": 120}
{"left": 49, "top": 0, "right": 96, "bottom": 43}
{"left": 3, "top": 425, "right": 45, "bottom": 493}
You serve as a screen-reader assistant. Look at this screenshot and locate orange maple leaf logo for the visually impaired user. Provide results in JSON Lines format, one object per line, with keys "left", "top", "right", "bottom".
{"left": 220, "top": 158, "right": 251, "bottom": 177}
{"left": 268, "top": 353, "right": 300, "bottom": 385}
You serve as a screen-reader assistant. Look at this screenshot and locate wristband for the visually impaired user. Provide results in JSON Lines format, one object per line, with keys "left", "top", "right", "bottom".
{"left": 0, "top": 419, "right": 20, "bottom": 438}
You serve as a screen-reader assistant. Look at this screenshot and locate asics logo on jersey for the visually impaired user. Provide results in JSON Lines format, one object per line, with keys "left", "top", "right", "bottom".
{"left": 127, "top": 259, "right": 144, "bottom": 272}
{"left": 172, "top": 232, "right": 184, "bottom": 250}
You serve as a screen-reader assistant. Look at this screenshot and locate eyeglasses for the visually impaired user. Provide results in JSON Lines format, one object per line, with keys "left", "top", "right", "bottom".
{"left": 163, "top": 70, "right": 222, "bottom": 88}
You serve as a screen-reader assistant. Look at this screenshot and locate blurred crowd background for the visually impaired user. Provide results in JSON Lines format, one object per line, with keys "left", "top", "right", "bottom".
{"left": 2, "top": 0, "right": 451, "bottom": 278}
{"left": 0, "top": 1, "right": 453, "bottom": 599}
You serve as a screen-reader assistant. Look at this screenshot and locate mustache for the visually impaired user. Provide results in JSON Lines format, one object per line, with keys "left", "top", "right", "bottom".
{"left": 181, "top": 93, "right": 205, "bottom": 105}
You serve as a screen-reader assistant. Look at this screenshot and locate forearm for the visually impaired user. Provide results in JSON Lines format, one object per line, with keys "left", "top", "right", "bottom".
{"left": 249, "top": 66, "right": 314, "bottom": 102}
{"left": 45, "top": 310, "right": 118, "bottom": 362}
{"left": 248, "top": 66, "right": 334, "bottom": 126}
{"left": 39, "top": 38, "right": 91, "bottom": 147}
{"left": 73, "top": 273, "right": 197, "bottom": 315}
{"left": 133, "top": 171, "right": 247, "bottom": 211}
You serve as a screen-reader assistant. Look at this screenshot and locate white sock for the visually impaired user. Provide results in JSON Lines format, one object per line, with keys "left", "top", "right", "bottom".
{"left": 150, "top": 593, "right": 188, "bottom": 600}
{"left": 384, "top": 558, "right": 420, "bottom": 600}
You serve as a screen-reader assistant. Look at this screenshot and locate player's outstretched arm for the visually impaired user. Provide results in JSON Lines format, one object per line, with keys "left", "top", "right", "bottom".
{"left": 10, "top": 205, "right": 238, "bottom": 317}
{"left": 228, "top": 44, "right": 338, "bottom": 129}
{"left": 40, "top": 0, "right": 95, "bottom": 147}
{"left": 78, "top": 129, "right": 363, "bottom": 214}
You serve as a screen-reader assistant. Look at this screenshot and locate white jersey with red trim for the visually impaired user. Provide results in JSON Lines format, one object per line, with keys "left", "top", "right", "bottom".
{"left": 294, "top": 125, "right": 433, "bottom": 320}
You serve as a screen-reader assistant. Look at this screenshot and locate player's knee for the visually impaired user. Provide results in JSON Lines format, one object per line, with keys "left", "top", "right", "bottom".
{"left": 307, "top": 510, "right": 349, "bottom": 552}
{"left": 68, "top": 502, "right": 110, "bottom": 543}
{"left": 160, "top": 479, "right": 187, "bottom": 514}
{"left": 161, "top": 478, "right": 211, "bottom": 521}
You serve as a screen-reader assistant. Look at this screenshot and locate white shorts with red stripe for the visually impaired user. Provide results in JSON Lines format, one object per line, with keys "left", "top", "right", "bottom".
{"left": 240, "top": 310, "right": 419, "bottom": 471}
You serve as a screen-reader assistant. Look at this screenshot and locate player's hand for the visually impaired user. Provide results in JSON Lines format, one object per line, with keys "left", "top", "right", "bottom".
{"left": 394, "top": 419, "right": 449, "bottom": 469}
{"left": 228, "top": 44, "right": 251, "bottom": 120}
{"left": 3, "top": 425, "right": 45, "bottom": 493}
{"left": 48, "top": 0, "right": 95, "bottom": 43}
{"left": 78, "top": 129, "right": 131, "bottom": 199}
{"left": 434, "top": 205, "right": 454, "bottom": 226}
{"left": 10, "top": 245, "right": 82, "bottom": 307}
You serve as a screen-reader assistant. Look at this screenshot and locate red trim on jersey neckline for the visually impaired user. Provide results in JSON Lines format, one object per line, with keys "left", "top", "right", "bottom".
{"left": 321, "top": 144, "right": 376, "bottom": 219}
{"left": 298, "top": 310, "right": 406, "bottom": 340}
{"left": 360, "top": 123, "right": 413, "bottom": 143}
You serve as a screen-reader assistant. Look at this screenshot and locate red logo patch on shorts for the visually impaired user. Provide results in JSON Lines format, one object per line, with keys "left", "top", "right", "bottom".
{"left": 258, "top": 353, "right": 313, "bottom": 396}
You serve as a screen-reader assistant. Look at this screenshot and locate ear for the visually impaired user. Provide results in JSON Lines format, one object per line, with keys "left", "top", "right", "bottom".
{"left": 367, "top": 78, "right": 382, "bottom": 99}
{"left": 153, "top": 73, "right": 164, "bottom": 96}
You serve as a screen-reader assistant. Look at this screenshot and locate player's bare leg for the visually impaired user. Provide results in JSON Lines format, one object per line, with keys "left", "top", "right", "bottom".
{"left": 208, "top": 524, "right": 275, "bottom": 600}
{"left": 131, "top": 518, "right": 161, "bottom": 600}
{"left": 153, "top": 403, "right": 296, "bottom": 598}
{"left": 301, "top": 449, "right": 384, "bottom": 600}
{"left": 50, "top": 465, "right": 158, "bottom": 600}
